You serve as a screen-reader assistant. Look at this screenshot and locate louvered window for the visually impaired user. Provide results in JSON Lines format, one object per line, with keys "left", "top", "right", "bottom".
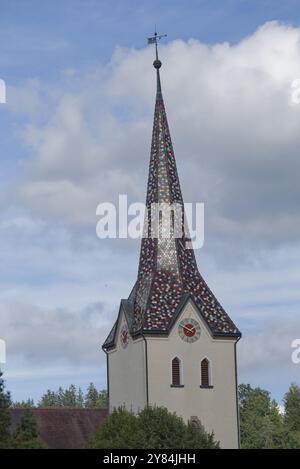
{"left": 201, "top": 358, "right": 210, "bottom": 387}
{"left": 172, "top": 357, "right": 181, "bottom": 386}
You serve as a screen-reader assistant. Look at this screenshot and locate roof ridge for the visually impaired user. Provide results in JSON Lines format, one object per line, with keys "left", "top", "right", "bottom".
{"left": 11, "top": 407, "right": 108, "bottom": 411}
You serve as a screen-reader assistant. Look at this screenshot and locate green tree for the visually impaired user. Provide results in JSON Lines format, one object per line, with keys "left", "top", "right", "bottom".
{"left": 87, "top": 407, "right": 139, "bottom": 448}
{"left": 38, "top": 385, "right": 86, "bottom": 408}
{"left": 38, "top": 389, "right": 59, "bottom": 407}
{"left": 283, "top": 383, "right": 300, "bottom": 447}
{"left": 60, "top": 384, "right": 79, "bottom": 407}
{"left": 137, "top": 406, "right": 218, "bottom": 449}
{"left": 85, "top": 383, "right": 108, "bottom": 408}
{"left": 13, "top": 399, "right": 35, "bottom": 408}
{"left": 85, "top": 383, "right": 99, "bottom": 408}
{"left": 87, "top": 406, "right": 219, "bottom": 449}
{"left": 77, "top": 387, "right": 84, "bottom": 408}
{"left": 57, "top": 386, "right": 65, "bottom": 406}
{"left": 95, "top": 389, "right": 108, "bottom": 409}
{"left": 38, "top": 384, "right": 107, "bottom": 409}
{"left": 239, "top": 384, "right": 294, "bottom": 449}
{"left": 13, "top": 410, "right": 47, "bottom": 449}
{"left": 284, "top": 383, "right": 300, "bottom": 432}
{"left": 0, "top": 370, "right": 12, "bottom": 448}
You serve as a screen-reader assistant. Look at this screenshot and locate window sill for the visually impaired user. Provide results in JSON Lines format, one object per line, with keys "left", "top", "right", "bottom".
{"left": 200, "top": 385, "right": 214, "bottom": 389}
{"left": 170, "top": 384, "right": 184, "bottom": 388}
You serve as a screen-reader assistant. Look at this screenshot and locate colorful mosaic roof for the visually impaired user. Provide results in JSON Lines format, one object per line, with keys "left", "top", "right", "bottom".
{"left": 103, "top": 58, "right": 241, "bottom": 349}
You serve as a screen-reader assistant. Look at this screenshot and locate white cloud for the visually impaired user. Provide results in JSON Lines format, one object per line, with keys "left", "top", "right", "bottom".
{"left": 2, "top": 22, "right": 300, "bottom": 400}
{"left": 0, "top": 301, "right": 109, "bottom": 366}
{"left": 4, "top": 21, "right": 299, "bottom": 253}
{"left": 238, "top": 320, "right": 300, "bottom": 371}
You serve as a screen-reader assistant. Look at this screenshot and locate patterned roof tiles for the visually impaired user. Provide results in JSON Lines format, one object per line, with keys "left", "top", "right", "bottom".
{"left": 103, "top": 61, "right": 241, "bottom": 350}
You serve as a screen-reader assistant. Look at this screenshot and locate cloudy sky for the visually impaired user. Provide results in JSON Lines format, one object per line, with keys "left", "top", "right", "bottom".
{"left": 1, "top": 0, "right": 300, "bottom": 405}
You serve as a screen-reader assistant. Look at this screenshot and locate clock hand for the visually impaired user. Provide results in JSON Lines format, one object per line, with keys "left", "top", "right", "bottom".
{"left": 181, "top": 324, "right": 195, "bottom": 333}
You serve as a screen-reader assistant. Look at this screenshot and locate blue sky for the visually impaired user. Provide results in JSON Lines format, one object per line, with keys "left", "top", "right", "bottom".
{"left": 2, "top": 0, "right": 300, "bottom": 81}
{"left": 1, "top": 0, "right": 300, "bottom": 406}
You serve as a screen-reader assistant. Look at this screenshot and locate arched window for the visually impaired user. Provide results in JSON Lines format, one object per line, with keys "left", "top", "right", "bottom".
{"left": 171, "top": 357, "right": 182, "bottom": 386}
{"left": 201, "top": 358, "right": 211, "bottom": 387}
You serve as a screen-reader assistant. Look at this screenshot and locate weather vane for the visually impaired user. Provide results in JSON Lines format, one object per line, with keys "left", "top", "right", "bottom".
{"left": 147, "top": 28, "right": 167, "bottom": 62}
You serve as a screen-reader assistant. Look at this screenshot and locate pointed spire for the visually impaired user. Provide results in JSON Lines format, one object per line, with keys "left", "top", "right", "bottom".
{"left": 102, "top": 37, "right": 241, "bottom": 350}
{"left": 126, "top": 40, "right": 240, "bottom": 338}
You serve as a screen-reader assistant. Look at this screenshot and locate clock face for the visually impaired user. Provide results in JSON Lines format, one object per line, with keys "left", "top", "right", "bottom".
{"left": 120, "top": 324, "right": 129, "bottom": 348}
{"left": 178, "top": 318, "right": 201, "bottom": 343}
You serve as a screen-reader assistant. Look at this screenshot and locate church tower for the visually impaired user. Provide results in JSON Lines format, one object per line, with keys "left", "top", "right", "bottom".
{"left": 103, "top": 34, "right": 241, "bottom": 449}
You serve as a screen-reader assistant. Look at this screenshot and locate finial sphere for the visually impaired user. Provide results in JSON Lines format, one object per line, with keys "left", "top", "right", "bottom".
{"left": 153, "top": 59, "right": 162, "bottom": 69}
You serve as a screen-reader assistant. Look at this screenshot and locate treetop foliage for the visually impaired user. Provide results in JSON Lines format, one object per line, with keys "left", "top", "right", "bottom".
{"left": 12, "top": 383, "right": 108, "bottom": 409}
{"left": 87, "top": 406, "right": 219, "bottom": 449}
{"left": 0, "top": 370, "right": 12, "bottom": 448}
{"left": 239, "top": 383, "right": 300, "bottom": 449}
{"left": 13, "top": 409, "right": 47, "bottom": 449}
{"left": 1, "top": 370, "right": 300, "bottom": 449}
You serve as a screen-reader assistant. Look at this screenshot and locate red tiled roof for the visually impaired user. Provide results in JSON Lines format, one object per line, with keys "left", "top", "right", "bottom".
{"left": 10, "top": 408, "right": 108, "bottom": 449}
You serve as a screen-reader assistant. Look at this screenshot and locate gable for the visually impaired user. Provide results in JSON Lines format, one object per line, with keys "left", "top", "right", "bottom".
{"left": 168, "top": 296, "right": 213, "bottom": 341}
{"left": 115, "top": 307, "right": 130, "bottom": 349}
{"left": 103, "top": 299, "right": 133, "bottom": 350}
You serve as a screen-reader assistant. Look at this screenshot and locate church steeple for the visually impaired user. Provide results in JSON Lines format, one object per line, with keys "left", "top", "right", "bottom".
{"left": 102, "top": 38, "right": 241, "bottom": 448}
{"left": 103, "top": 37, "right": 240, "bottom": 349}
